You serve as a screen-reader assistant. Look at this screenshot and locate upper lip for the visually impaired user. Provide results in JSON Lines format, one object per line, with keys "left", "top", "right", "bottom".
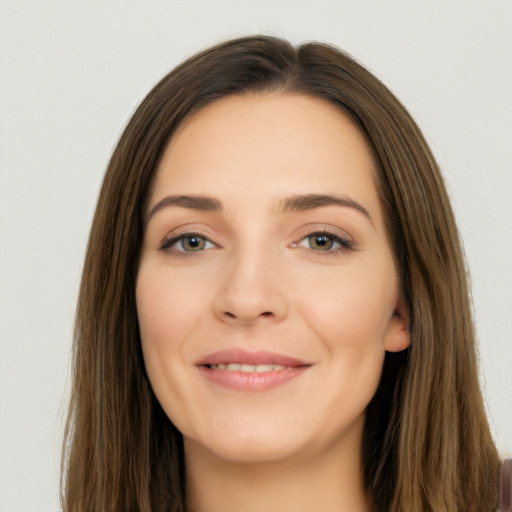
{"left": 196, "top": 348, "right": 310, "bottom": 367}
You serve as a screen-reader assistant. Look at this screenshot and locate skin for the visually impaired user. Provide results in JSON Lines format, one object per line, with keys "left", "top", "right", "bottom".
{"left": 136, "top": 93, "right": 410, "bottom": 512}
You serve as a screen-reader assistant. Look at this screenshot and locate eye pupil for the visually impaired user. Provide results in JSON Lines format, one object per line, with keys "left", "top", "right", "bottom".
{"left": 183, "top": 236, "right": 205, "bottom": 251}
{"left": 309, "top": 234, "right": 333, "bottom": 250}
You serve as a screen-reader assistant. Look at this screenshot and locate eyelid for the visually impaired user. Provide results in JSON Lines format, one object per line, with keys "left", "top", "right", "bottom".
{"left": 159, "top": 230, "right": 218, "bottom": 253}
{"left": 292, "top": 227, "right": 355, "bottom": 254}
{"left": 157, "top": 225, "right": 354, "bottom": 255}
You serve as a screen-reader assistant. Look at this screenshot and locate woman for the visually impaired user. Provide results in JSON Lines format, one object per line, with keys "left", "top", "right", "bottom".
{"left": 61, "top": 35, "right": 503, "bottom": 511}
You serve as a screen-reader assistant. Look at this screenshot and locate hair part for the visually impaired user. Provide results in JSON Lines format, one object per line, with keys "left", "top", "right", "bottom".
{"left": 62, "top": 35, "right": 499, "bottom": 512}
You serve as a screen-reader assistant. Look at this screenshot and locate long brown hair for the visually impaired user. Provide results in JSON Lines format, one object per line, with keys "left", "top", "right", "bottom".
{"left": 61, "top": 35, "right": 500, "bottom": 512}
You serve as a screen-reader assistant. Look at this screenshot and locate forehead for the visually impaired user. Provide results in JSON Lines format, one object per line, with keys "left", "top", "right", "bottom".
{"left": 152, "top": 93, "right": 382, "bottom": 223}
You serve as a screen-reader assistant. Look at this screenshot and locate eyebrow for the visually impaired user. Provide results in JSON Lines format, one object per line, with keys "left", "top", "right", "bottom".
{"left": 146, "top": 193, "right": 372, "bottom": 225}
{"left": 279, "top": 193, "right": 373, "bottom": 223}
{"left": 146, "top": 194, "right": 222, "bottom": 222}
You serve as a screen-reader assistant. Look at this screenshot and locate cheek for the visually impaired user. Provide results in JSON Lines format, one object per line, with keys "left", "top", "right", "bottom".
{"left": 288, "top": 262, "right": 395, "bottom": 445}
{"left": 136, "top": 265, "right": 212, "bottom": 354}
{"left": 135, "top": 266, "right": 215, "bottom": 435}
{"left": 135, "top": 266, "right": 210, "bottom": 399}
{"left": 295, "top": 259, "right": 398, "bottom": 351}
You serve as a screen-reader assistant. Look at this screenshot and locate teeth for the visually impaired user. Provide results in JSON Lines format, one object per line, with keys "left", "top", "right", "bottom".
{"left": 256, "top": 364, "right": 273, "bottom": 373}
{"left": 209, "top": 363, "right": 286, "bottom": 372}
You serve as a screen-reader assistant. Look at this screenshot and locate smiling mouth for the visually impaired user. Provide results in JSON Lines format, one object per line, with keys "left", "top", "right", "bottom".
{"left": 197, "top": 349, "right": 311, "bottom": 391}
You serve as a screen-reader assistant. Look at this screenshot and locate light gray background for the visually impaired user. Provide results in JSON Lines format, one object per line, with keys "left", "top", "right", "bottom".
{"left": 1, "top": 1, "right": 511, "bottom": 511}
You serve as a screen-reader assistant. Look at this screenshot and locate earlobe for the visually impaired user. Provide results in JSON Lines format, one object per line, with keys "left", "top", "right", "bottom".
{"left": 384, "top": 297, "right": 411, "bottom": 353}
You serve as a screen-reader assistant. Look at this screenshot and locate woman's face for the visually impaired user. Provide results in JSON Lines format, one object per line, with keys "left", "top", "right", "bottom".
{"left": 136, "top": 93, "right": 409, "bottom": 464}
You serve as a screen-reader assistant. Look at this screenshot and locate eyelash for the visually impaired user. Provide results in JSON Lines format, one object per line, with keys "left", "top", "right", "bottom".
{"left": 159, "top": 231, "right": 217, "bottom": 254}
{"left": 159, "top": 230, "right": 355, "bottom": 255}
{"left": 294, "top": 230, "right": 355, "bottom": 255}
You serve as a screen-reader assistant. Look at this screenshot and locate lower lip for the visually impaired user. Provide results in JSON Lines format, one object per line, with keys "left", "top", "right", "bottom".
{"left": 198, "top": 365, "right": 309, "bottom": 391}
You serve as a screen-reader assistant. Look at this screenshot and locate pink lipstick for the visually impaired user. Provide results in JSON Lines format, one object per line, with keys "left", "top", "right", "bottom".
{"left": 196, "top": 349, "right": 311, "bottom": 391}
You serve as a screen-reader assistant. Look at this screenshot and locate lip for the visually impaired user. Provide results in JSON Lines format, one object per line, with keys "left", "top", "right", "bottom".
{"left": 196, "top": 348, "right": 309, "bottom": 367}
{"left": 196, "top": 349, "right": 311, "bottom": 392}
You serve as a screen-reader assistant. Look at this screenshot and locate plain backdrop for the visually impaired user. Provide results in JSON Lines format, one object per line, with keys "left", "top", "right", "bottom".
{"left": 1, "top": 1, "right": 511, "bottom": 511}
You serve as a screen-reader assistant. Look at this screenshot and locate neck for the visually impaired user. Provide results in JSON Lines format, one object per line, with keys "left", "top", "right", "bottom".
{"left": 184, "top": 431, "right": 371, "bottom": 512}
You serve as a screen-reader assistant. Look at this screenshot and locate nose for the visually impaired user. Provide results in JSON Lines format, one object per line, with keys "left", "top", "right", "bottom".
{"left": 212, "top": 247, "right": 289, "bottom": 325}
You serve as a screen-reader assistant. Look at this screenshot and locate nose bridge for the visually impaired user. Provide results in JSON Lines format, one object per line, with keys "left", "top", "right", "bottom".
{"left": 213, "top": 235, "right": 288, "bottom": 324}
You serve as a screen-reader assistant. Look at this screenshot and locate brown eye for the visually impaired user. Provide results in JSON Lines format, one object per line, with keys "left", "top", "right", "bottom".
{"left": 308, "top": 233, "right": 334, "bottom": 250}
{"left": 180, "top": 235, "right": 206, "bottom": 252}
{"left": 293, "top": 231, "right": 354, "bottom": 254}
{"left": 160, "top": 233, "right": 215, "bottom": 253}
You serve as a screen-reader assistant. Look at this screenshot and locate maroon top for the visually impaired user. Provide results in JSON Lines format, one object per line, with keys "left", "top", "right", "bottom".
{"left": 500, "top": 459, "right": 512, "bottom": 512}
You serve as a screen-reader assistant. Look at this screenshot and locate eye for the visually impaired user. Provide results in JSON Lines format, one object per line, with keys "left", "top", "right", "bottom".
{"left": 294, "top": 231, "right": 354, "bottom": 253}
{"left": 160, "top": 232, "right": 215, "bottom": 253}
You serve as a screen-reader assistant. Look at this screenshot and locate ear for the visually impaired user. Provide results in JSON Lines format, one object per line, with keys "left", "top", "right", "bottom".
{"left": 384, "top": 295, "right": 410, "bottom": 353}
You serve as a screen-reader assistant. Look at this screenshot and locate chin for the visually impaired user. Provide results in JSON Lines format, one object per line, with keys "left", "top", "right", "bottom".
{"left": 183, "top": 411, "right": 364, "bottom": 466}
{"left": 183, "top": 417, "right": 312, "bottom": 464}
{"left": 190, "top": 435, "right": 302, "bottom": 464}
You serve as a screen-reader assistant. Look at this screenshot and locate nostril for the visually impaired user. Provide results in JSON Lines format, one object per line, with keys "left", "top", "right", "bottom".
{"left": 222, "top": 311, "right": 274, "bottom": 320}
